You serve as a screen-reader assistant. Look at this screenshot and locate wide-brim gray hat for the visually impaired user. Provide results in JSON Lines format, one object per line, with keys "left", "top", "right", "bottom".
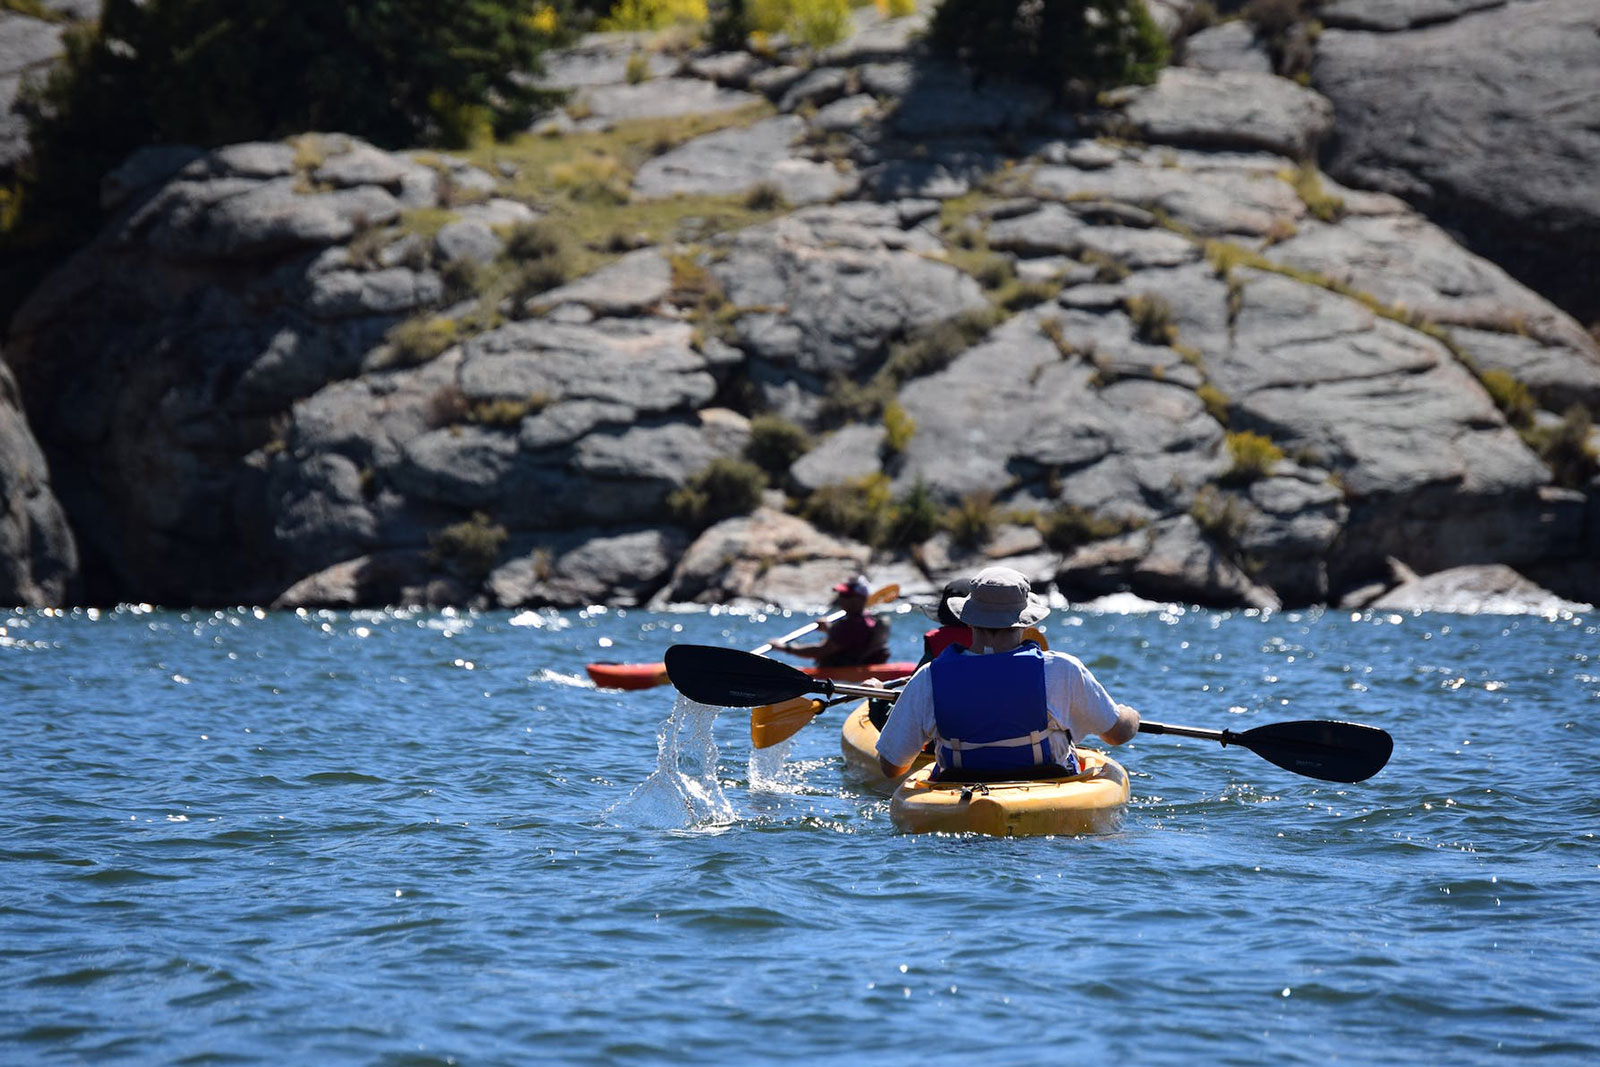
{"left": 949, "top": 566, "right": 1050, "bottom": 628}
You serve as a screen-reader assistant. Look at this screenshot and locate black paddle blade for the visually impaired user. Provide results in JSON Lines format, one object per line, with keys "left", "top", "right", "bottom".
{"left": 662, "top": 644, "right": 822, "bottom": 707}
{"left": 1233, "top": 720, "right": 1394, "bottom": 783}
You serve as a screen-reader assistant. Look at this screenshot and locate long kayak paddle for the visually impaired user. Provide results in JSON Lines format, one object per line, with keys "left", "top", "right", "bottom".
{"left": 667, "top": 645, "right": 1393, "bottom": 783}
{"left": 1138, "top": 719, "right": 1393, "bottom": 784}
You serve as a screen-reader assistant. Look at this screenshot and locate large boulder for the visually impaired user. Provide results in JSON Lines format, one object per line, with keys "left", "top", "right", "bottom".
{"left": 1058, "top": 516, "right": 1282, "bottom": 611}
{"left": 1368, "top": 562, "right": 1591, "bottom": 614}
{"left": 0, "top": 358, "right": 77, "bottom": 605}
{"left": 707, "top": 201, "right": 988, "bottom": 417}
{"left": 1107, "top": 68, "right": 1334, "bottom": 160}
{"left": 657, "top": 506, "right": 872, "bottom": 608}
{"left": 1314, "top": 0, "right": 1600, "bottom": 324}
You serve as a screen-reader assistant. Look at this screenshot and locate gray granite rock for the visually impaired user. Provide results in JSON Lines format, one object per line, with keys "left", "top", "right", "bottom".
{"left": 1182, "top": 21, "right": 1273, "bottom": 74}
{"left": 632, "top": 116, "right": 855, "bottom": 205}
{"left": 687, "top": 51, "right": 765, "bottom": 88}
{"left": 894, "top": 308, "right": 1226, "bottom": 519}
{"left": 305, "top": 268, "right": 444, "bottom": 319}
{"left": 1369, "top": 562, "right": 1589, "bottom": 614}
{"left": 1028, "top": 151, "right": 1304, "bottom": 239}
{"left": 779, "top": 67, "right": 852, "bottom": 112}
{"left": 434, "top": 219, "right": 503, "bottom": 264}
{"left": 128, "top": 177, "right": 402, "bottom": 260}
{"left": 1320, "top": 0, "right": 1506, "bottom": 31}
{"left": 270, "top": 549, "right": 436, "bottom": 610}
{"left": 0, "top": 358, "right": 77, "bottom": 605}
{"left": 789, "top": 425, "right": 886, "bottom": 491}
{"left": 709, "top": 203, "right": 988, "bottom": 400}
{"left": 536, "top": 32, "right": 673, "bottom": 89}
{"left": 490, "top": 526, "right": 689, "bottom": 608}
{"left": 459, "top": 317, "right": 715, "bottom": 416}
{"left": 659, "top": 506, "right": 872, "bottom": 608}
{"left": 576, "top": 77, "right": 762, "bottom": 122}
{"left": 526, "top": 248, "right": 673, "bottom": 316}
{"left": 1058, "top": 516, "right": 1281, "bottom": 610}
{"left": 1108, "top": 68, "right": 1334, "bottom": 160}
{"left": 1315, "top": 0, "right": 1600, "bottom": 323}
{"left": 812, "top": 94, "right": 880, "bottom": 134}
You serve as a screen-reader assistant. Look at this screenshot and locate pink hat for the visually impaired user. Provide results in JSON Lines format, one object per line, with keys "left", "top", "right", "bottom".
{"left": 833, "top": 575, "right": 870, "bottom": 597}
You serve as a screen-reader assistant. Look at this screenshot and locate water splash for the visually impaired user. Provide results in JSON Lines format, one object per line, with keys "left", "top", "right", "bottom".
{"left": 606, "top": 694, "right": 734, "bottom": 829}
{"left": 749, "top": 739, "right": 801, "bottom": 793}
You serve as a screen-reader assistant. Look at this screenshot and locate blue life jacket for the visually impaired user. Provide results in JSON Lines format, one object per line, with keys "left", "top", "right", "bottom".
{"left": 930, "top": 643, "right": 1075, "bottom": 774}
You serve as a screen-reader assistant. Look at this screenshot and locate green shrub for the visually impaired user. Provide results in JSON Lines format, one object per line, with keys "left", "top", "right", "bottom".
{"left": 819, "top": 374, "right": 900, "bottom": 426}
{"left": 5, "top": 0, "right": 564, "bottom": 323}
{"left": 882, "top": 401, "right": 916, "bottom": 456}
{"left": 441, "top": 257, "right": 496, "bottom": 303}
{"left": 928, "top": 0, "right": 1168, "bottom": 99}
{"left": 669, "top": 253, "right": 728, "bottom": 318}
{"left": 430, "top": 511, "right": 509, "bottom": 582}
{"left": 1527, "top": 404, "right": 1599, "bottom": 489}
{"left": 667, "top": 457, "right": 768, "bottom": 528}
{"left": 974, "top": 254, "right": 1016, "bottom": 290}
{"left": 505, "top": 220, "right": 567, "bottom": 262}
{"left": 1480, "top": 369, "right": 1535, "bottom": 429}
{"left": 1002, "top": 279, "right": 1058, "bottom": 312}
{"left": 749, "top": 0, "right": 852, "bottom": 49}
{"left": 386, "top": 316, "right": 460, "bottom": 367}
{"left": 549, "top": 151, "right": 632, "bottom": 204}
{"left": 886, "top": 479, "right": 940, "bottom": 547}
{"left": 467, "top": 394, "right": 551, "bottom": 428}
{"left": 511, "top": 252, "right": 575, "bottom": 302}
{"left": 1197, "top": 382, "right": 1230, "bottom": 425}
{"left": 802, "top": 475, "right": 896, "bottom": 545}
{"left": 1126, "top": 293, "right": 1177, "bottom": 346}
{"left": 1037, "top": 503, "right": 1129, "bottom": 554}
{"left": 743, "top": 182, "right": 788, "bottom": 211}
{"left": 945, "top": 490, "right": 997, "bottom": 549}
{"left": 885, "top": 316, "right": 984, "bottom": 381}
{"left": 1286, "top": 162, "right": 1345, "bottom": 224}
{"left": 1223, "top": 430, "right": 1284, "bottom": 484}
{"left": 1190, "top": 484, "right": 1245, "bottom": 546}
{"left": 601, "top": 0, "right": 709, "bottom": 30}
{"left": 745, "top": 414, "right": 811, "bottom": 476}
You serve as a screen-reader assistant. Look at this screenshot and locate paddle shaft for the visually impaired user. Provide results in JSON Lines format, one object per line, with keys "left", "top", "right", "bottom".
{"left": 748, "top": 609, "right": 845, "bottom": 657}
{"left": 1139, "top": 721, "right": 1234, "bottom": 744}
{"left": 752, "top": 582, "right": 899, "bottom": 656}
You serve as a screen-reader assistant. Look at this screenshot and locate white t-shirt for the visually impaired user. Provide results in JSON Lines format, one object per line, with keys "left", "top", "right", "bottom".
{"left": 875, "top": 649, "right": 1123, "bottom": 769}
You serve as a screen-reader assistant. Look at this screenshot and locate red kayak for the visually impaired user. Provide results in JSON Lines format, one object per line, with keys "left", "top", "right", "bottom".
{"left": 586, "top": 659, "right": 918, "bottom": 691}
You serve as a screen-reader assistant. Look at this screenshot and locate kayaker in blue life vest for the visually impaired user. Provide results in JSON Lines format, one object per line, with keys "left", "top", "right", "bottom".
{"left": 772, "top": 575, "right": 891, "bottom": 668}
{"left": 875, "top": 566, "right": 1140, "bottom": 781}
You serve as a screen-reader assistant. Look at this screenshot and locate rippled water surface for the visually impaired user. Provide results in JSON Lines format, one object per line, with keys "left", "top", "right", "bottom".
{"left": 3, "top": 603, "right": 1598, "bottom": 1065}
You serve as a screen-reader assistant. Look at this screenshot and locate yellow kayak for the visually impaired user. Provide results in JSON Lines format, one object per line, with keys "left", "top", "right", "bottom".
{"left": 839, "top": 701, "right": 929, "bottom": 786}
{"left": 842, "top": 701, "right": 1129, "bottom": 835}
{"left": 889, "top": 749, "right": 1129, "bottom": 837}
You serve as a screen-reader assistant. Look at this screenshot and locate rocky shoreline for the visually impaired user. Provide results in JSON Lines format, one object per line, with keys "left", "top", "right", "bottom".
{"left": 1, "top": 4, "right": 1596, "bottom": 614}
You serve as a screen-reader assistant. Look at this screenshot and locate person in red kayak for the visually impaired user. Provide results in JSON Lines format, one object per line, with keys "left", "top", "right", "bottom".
{"left": 876, "top": 566, "right": 1139, "bottom": 781}
{"left": 773, "top": 575, "right": 890, "bottom": 668}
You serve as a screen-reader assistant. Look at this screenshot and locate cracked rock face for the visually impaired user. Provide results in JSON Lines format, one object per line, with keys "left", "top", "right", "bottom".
{"left": 1313, "top": 0, "right": 1600, "bottom": 326}
{"left": 4, "top": 7, "right": 1598, "bottom": 611}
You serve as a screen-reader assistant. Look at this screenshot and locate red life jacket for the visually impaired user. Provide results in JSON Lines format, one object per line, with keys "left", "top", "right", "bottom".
{"left": 922, "top": 624, "right": 972, "bottom": 662}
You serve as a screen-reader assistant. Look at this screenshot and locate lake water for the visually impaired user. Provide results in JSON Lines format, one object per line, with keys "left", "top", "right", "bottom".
{"left": 2, "top": 602, "right": 1597, "bottom": 1065}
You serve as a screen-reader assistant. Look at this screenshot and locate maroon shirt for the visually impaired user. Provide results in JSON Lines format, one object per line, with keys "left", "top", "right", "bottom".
{"left": 816, "top": 613, "right": 884, "bottom": 667}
